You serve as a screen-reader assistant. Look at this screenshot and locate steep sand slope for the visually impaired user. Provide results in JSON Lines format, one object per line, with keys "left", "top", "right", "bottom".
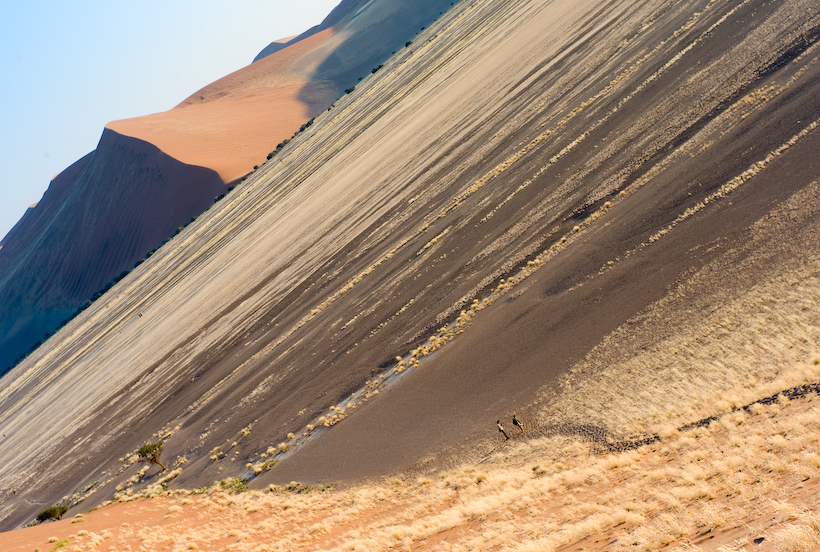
{"left": 1, "top": 0, "right": 819, "bottom": 531}
{"left": 4, "top": 209, "right": 820, "bottom": 549}
{"left": 0, "top": 131, "right": 224, "bottom": 373}
{"left": 107, "top": 28, "right": 339, "bottom": 183}
{"left": 0, "top": 0, "right": 454, "bottom": 375}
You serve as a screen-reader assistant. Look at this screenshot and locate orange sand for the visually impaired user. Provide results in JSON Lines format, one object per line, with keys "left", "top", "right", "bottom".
{"left": 274, "top": 34, "right": 299, "bottom": 44}
{"left": 4, "top": 394, "right": 820, "bottom": 551}
{"left": 108, "top": 29, "right": 339, "bottom": 183}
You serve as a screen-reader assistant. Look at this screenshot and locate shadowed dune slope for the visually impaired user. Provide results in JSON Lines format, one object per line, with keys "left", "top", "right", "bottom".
{"left": 1, "top": 0, "right": 820, "bottom": 531}
{"left": 0, "top": 130, "right": 224, "bottom": 374}
{"left": 253, "top": 0, "right": 372, "bottom": 63}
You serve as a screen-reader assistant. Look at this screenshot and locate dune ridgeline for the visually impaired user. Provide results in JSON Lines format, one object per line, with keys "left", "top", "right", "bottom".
{"left": 2, "top": 0, "right": 820, "bottom": 548}
{"left": 0, "top": 0, "right": 453, "bottom": 376}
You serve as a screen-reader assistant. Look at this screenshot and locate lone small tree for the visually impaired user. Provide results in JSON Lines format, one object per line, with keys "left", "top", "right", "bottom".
{"left": 137, "top": 440, "right": 166, "bottom": 471}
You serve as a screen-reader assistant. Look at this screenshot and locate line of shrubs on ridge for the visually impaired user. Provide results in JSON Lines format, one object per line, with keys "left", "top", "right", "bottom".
{"left": 31, "top": 440, "right": 166, "bottom": 525}
{"left": 254, "top": 113, "right": 322, "bottom": 170}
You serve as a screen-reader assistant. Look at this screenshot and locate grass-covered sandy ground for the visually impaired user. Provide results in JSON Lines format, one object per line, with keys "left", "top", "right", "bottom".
{"left": 4, "top": 395, "right": 820, "bottom": 552}
{"left": 6, "top": 359, "right": 820, "bottom": 552}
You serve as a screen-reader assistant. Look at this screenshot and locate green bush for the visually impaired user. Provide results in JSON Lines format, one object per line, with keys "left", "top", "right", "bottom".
{"left": 36, "top": 504, "right": 69, "bottom": 523}
{"left": 137, "top": 440, "right": 166, "bottom": 470}
{"left": 219, "top": 477, "right": 249, "bottom": 494}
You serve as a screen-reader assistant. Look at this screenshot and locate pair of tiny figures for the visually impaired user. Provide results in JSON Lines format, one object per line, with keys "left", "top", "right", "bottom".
{"left": 496, "top": 415, "right": 524, "bottom": 440}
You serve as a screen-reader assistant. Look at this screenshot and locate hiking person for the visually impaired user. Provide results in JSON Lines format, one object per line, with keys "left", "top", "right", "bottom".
{"left": 497, "top": 420, "right": 509, "bottom": 440}
{"left": 512, "top": 414, "right": 525, "bottom": 433}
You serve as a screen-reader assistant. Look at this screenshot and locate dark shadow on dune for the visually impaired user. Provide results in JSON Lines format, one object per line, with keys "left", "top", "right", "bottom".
{"left": 0, "top": 129, "right": 226, "bottom": 377}
{"left": 253, "top": 0, "right": 373, "bottom": 63}
{"left": 298, "top": 0, "right": 457, "bottom": 101}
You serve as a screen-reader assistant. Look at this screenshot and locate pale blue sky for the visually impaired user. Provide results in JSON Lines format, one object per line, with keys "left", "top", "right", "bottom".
{"left": 0, "top": 0, "right": 341, "bottom": 241}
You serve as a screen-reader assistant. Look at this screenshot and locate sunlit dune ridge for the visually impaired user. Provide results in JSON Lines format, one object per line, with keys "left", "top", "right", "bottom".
{"left": 108, "top": 29, "right": 339, "bottom": 183}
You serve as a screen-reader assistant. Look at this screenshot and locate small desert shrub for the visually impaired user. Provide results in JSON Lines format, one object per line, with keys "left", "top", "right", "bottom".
{"left": 220, "top": 477, "right": 249, "bottom": 494}
{"left": 137, "top": 440, "right": 166, "bottom": 470}
{"left": 37, "top": 504, "right": 69, "bottom": 523}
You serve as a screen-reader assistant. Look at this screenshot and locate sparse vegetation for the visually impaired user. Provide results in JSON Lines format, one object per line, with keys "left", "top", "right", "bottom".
{"left": 219, "top": 477, "right": 249, "bottom": 494}
{"left": 137, "top": 440, "right": 166, "bottom": 471}
{"left": 24, "top": 386, "right": 820, "bottom": 550}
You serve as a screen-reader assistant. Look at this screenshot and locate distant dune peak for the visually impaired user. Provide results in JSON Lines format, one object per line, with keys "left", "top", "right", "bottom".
{"left": 108, "top": 27, "right": 340, "bottom": 184}
{"left": 108, "top": 0, "right": 456, "bottom": 184}
{"left": 252, "top": 0, "right": 374, "bottom": 63}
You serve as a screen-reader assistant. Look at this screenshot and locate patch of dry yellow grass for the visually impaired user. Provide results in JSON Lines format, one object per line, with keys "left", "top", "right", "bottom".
{"left": 22, "top": 387, "right": 820, "bottom": 552}
{"left": 539, "top": 180, "right": 820, "bottom": 438}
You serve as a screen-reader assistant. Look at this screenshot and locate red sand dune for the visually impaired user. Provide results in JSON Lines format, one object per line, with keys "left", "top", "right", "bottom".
{"left": 108, "top": 28, "right": 339, "bottom": 183}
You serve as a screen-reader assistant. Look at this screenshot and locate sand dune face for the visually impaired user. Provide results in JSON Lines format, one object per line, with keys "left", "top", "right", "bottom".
{"left": 0, "top": 131, "right": 224, "bottom": 374}
{"left": 108, "top": 28, "right": 340, "bottom": 183}
{"left": 1, "top": 0, "right": 820, "bottom": 532}
{"left": 0, "top": 0, "right": 453, "bottom": 378}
